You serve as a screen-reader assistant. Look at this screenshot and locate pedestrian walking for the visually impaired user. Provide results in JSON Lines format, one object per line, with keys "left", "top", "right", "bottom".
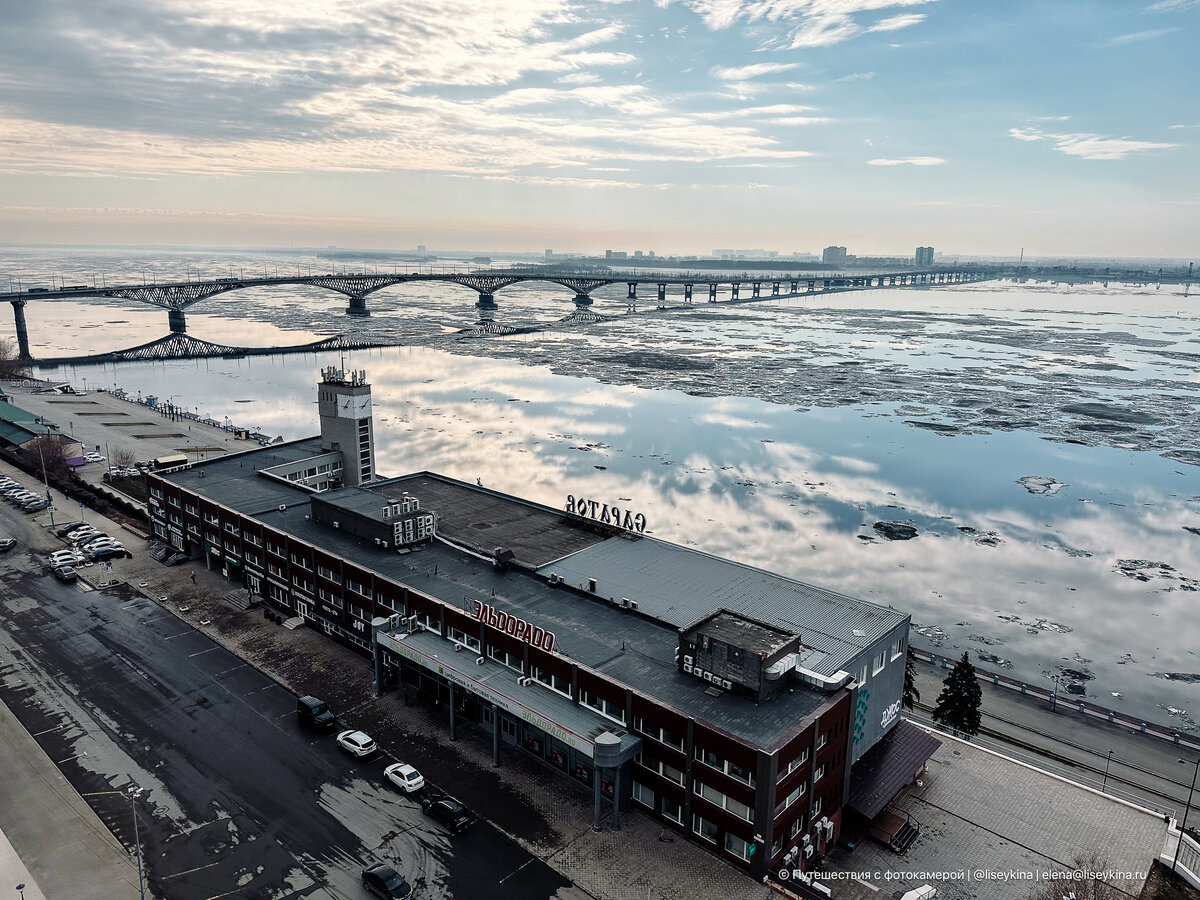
{"left": 190, "top": 570, "right": 196, "bottom": 584}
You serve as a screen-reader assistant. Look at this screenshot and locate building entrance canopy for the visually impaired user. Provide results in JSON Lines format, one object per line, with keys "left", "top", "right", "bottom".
{"left": 376, "top": 627, "right": 641, "bottom": 763}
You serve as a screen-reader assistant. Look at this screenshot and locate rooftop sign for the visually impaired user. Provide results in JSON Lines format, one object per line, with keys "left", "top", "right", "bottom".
{"left": 565, "top": 494, "right": 647, "bottom": 533}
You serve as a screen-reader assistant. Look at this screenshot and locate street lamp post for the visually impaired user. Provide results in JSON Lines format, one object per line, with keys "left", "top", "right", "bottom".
{"left": 1102, "top": 749, "right": 1113, "bottom": 793}
{"left": 1174, "top": 756, "right": 1200, "bottom": 874}
{"left": 80, "top": 790, "right": 145, "bottom": 899}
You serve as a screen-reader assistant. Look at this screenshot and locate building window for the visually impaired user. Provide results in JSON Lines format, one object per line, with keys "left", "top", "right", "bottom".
{"left": 448, "top": 628, "right": 481, "bottom": 653}
{"left": 415, "top": 611, "right": 441, "bottom": 634}
{"left": 692, "top": 814, "right": 718, "bottom": 844}
{"left": 815, "top": 731, "right": 828, "bottom": 752}
{"left": 578, "top": 690, "right": 626, "bottom": 725}
{"left": 317, "top": 564, "right": 340, "bottom": 583}
{"left": 872, "top": 650, "right": 886, "bottom": 675}
{"left": 813, "top": 763, "right": 826, "bottom": 784}
{"left": 694, "top": 746, "right": 755, "bottom": 787}
{"left": 290, "top": 553, "right": 311, "bottom": 570}
{"left": 531, "top": 668, "right": 570, "bottom": 698}
{"left": 694, "top": 780, "right": 754, "bottom": 823}
{"left": 662, "top": 798, "right": 682, "bottom": 825}
{"left": 184, "top": 503, "right": 198, "bottom": 516}
{"left": 892, "top": 636, "right": 906, "bottom": 660}
{"left": 632, "top": 781, "right": 654, "bottom": 808}
{"left": 243, "top": 532, "right": 261, "bottom": 547}
{"left": 779, "top": 748, "right": 809, "bottom": 781}
{"left": 776, "top": 782, "right": 806, "bottom": 816}
{"left": 661, "top": 762, "right": 684, "bottom": 785}
{"left": 724, "top": 832, "right": 752, "bottom": 862}
{"left": 812, "top": 796, "right": 822, "bottom": 817}
{"left": 857, "top": 664, "right": 868, "bottom": 685}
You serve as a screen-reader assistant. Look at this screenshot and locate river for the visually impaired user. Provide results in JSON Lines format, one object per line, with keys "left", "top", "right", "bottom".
{"left": 3, "top": 245, "right": 1198, "bottom": 731}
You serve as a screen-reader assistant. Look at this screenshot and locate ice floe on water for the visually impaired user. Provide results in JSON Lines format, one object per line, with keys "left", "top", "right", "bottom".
{"left": 1018, "top": 475, "right": 1067, "bottom": 495}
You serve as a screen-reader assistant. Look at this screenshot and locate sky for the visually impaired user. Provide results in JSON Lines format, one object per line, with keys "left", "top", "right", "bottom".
{"left": 0, "top": 0, "right": 1195, "bottom": 257}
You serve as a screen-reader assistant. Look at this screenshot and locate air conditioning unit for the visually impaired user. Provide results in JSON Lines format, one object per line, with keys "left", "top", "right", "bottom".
{"left": 784, "top": 847, "right": 798, "bottom": 864}
{"left": 332, "top": 521, "right": 340, "bottom": 528}
{"left": 388, "top": 614, "right": 401, "bottom": 630}
{"left": 803, "top": 844, "right": 814, "bottom": 859}
{"left": 547, "top": 573, "right": 561, "bottom": 585}
{"left": 823, "top": 820, "right": 835, "bottom": 841}
{"left": 453, "top": 642, "right": 463, "bottom": 651}
{"left": 278, "top": 504, "right": 287, "bottom": 511}
{"left": 702, "top": 671, "right": 713, "bottom": 682}
{"left": 683, "top": 655, "right": 694, "bottom": 666}
{"left": 475, "top": 656, "right": 486, "bottom": 665}
{"left": 629, "top": 601, "right": 639, "bottom": 610}
{"left": 721, "top": 679, "right": 732, "bottom": 689}
{"left": 683, "top": 664, "right": 694, "bottom": 674}
{"left": 802, "top": 834, "right": 811, "bottom": 846}
{"left": 621, "top": 598, "right": 630, "bottom": 607}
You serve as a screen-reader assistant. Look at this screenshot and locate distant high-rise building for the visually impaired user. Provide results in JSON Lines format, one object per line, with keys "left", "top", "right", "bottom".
{"left": 545, "top": 249, "right": 553, "bottom": 258}
{"left": 648, "top": 251, "right": 655, "bottom": 258}
{"left": 634, "top": 250, "right": 643, "bottom": 258}
{"left": 915, "top": 246, "right": 934, "bottom": 266}
{"left": 605, "top": 250, "right": 613, "bottom": 259}
{"left": 417, "top": 245, "right": 427, "bottom": 257}
{"left": 822, "top": 246, "right": 848, "bottom": 266}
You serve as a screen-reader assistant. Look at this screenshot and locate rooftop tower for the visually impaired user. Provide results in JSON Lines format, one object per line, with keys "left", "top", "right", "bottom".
{"left": 317, "top": 366, "right": 375, "bottom": 487}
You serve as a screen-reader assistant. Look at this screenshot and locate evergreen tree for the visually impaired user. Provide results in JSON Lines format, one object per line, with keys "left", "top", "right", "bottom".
{"left": 932, "top": 651, "right": 982, "bottom": 736}
{"left": 902, "top": 647, "right": 921, "bottom": 711}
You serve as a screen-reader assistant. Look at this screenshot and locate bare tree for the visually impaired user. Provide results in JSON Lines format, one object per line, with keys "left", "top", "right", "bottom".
{"left": 22, "top": 434, "right": 67, "bottom": 477}
{"left": 112, "top": 445, "right": 137, "bottom": 469}
{"left": 0, "top": 338, "right": 30, "bottom": 379}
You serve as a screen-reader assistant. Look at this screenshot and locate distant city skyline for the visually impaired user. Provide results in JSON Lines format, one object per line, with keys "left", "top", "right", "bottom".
{"left": 0, "top": 1, "right": 1194, "bottom": 256}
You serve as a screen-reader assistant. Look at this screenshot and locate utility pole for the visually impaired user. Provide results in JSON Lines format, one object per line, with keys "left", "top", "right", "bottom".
{"left": 80, "top": 790, "right": 145, "bottom": 899}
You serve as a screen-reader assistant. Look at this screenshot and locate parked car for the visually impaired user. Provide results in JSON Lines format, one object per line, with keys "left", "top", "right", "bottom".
{"left": 69, "top": 529, "right": 102, "bottom": 545}
{"left": 56, "top": 522, "right": 90, "bottom": 537}
{"left": 335, "top": 730, "right": 376, "bottom": 758}
{"left": 49, "top": 553, "right": 84, "bottom": 567}
{"left": 384, "top": 763, "right": 425, "bottom": 793}
{"left": 51, "top": 565, "right": 77, "bottom": 582}
{"left": 81, "top": 537, "right": 121, "bottom": 551}
{"left": 361, "top": 864, "right": 413, "bottom": 900}
{"left": 21, "top": 500, "right": 48, "bottom": 513}
{"left": 418, "top": 794, "right": 474, "bottom": 833}
{"left": 90, "top": 547, "right": 129, "bottom": 562}
{"left": 0, "top": 538, "right": 16, "bottom": 552}
{"left": 84, "top": 452, "right": 105, "bottom": 463}
{"left": 296, "top": 696, "right": 336, "bottom": 730}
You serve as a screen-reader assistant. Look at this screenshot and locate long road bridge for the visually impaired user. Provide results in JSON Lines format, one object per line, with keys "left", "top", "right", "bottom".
{"left": 3, "top": 267, "right": 997, "bottom": 364}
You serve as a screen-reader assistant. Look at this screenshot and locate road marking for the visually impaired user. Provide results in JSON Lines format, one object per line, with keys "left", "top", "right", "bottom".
{"left": 56, "top": 751, "right": 87, "bottom": 764}
{"left": 163, "top": 631, "right": 193, "bottom": 640}
{"left": 245, "top": 684, "right": 277, "bottom": 695}
{"left": 140, "top": 615, "right": 169, "bottom": 624}
{"left": 162, "top": 861, "right": 220, "bottom": 879}
{"left": 852, "top": 876, "right": 880, "bottom": 891}
{"left": 33, "top": 723, "right": 66, "bottom": 736}
{"left": 499, "top": 859, "right": 534, "bottom": 885}
{"left": 189, "top": 647, "right": 219, "bottom": 658}
{"left": 213, "top": 664, "right": 247, "bottom": 677}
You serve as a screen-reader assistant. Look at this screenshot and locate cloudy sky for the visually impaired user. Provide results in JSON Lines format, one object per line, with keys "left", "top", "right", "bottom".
{"left": 0, "top": 0, "right": 1194, "bottom": 256}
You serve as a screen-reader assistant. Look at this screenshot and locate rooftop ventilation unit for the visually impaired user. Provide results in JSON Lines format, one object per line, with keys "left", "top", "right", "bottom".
{"left": 475, "top": 656, "right": 485, "bottom": 666}
{"left": 278, "top": 504, "right": 286, "bottom": 512}
{"left": 587, "top": 578, "right": 597, "bottom": 593}
{"left": 547, "top": 573, "right": 561, "bottom": 585}
{"left": 332, "top": 521, "right": 340, "bottom": 528}
{"left": 629, "top": 600, "right": 639, "bottom": 611}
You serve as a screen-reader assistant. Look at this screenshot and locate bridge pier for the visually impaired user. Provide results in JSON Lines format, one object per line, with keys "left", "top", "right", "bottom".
{"left": 656, "top": 283, "right": 667, "bottom": 308}
{"left": 708, "top": 283, "right": 717, "bottom": 302}
{"left": 731, "top": 282, "right": 740, "bottom": 300}
{"left": 751, "top": 282, "right": 761, "bottom": 298}
{"left": 573, "top": 293, "right": 593, "bottom": 309}
{"left": 9, "top": 300, "right": 32, "bottom": 360}
{"left": 168, "top": 308, "right": 188, "bottom": 333}
{"left": 771, "top": 281, "right": 780, "bottom": 296}
{"left": 475, "top": 292, "right": 499, "bottom": 314}
{"left": 807, "top": 280, "right": 816, "bottom": 292}
{"left": 683, "top": 284, "right": 693, "bottom": 303}
{"left": 346, "top": 295, "right": 371, "bottom": 316}
{"left": 790, "top": 280, "right": 798, "bottom": 294}
{"left": 627, "top": 282, "right": 637, "bottom": 300}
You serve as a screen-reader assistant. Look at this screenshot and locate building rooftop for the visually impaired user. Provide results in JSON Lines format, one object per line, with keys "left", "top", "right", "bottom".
{"left": 161, "top": 439, "right": 893, "bottom": 748}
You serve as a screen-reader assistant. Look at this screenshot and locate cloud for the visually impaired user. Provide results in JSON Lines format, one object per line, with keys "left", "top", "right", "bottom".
{"left": 1099, "top": 27, "right": 1179, "bottom": 47}
{"left": 1029, "top": 115, "right": 1071, "bottom": 122}
{"left": 867, "top": 156, "right": 945, "bottom": 166}
{"left": 711, "top": 62, "right": 799, "bottom": 80}
{"left": 1009, "top": 126, "right": 1179, "bottom": 160}
{"left": 837, "top": 71, "right": 876, "bottom": 81}
{"left": 1145, "top": 0, "right": 1199, "bottom": 10}
{"left": 674, "top": 0, "right": 938, "bottom": 49}
{"left": 867, "top": 13, "right": 925, "bottom": 31}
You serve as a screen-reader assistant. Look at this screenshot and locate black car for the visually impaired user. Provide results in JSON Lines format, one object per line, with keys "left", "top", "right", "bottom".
{"left": 419, "top": 794, "right": 475, "bottom": 833}
{"left": 90, "top": 546, "right": 129, "bottom": 562}
{"left": 295, "top": 695, "right": 336, "bottom": 729}
{"left": 55, "top": 522, "right": 90, "bottom": 537}
{"left": 361, "top": 864, "right": 412, "bottom": 899}
{"left": 0, "top": 538, "right": 16, "bottom": 552}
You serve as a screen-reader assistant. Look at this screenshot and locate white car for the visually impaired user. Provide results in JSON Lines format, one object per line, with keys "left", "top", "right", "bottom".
{"left": 49, "top": 551, "right": 84, "bottom": 565}
{"left": 70, "top": 531, "right": 102, "bottom": 545}
{"left": 83, "top": 540, "right": 123, "bottom": 553}
{"left": 384, "top": 763, "right": 425, "bottom": 793}
{"left": 336, "top": 730, "right": 377, "bottom": 758}
{"left": 84, "top": 452, "right": 105, "bottom": 462}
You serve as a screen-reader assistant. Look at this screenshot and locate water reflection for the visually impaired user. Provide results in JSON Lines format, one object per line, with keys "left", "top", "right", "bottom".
{"left": 4, "top": 248, "right": 1198, "bottom": 731}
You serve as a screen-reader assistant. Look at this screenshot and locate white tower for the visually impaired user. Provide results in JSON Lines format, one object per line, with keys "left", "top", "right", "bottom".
{"left": 317, "top": 366, "right": 375, "bottom": 487}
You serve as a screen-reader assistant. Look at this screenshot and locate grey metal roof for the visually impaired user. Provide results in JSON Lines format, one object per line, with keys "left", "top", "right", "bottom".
{"left": 539, "top": 536, "right": 908, "bottom": 675}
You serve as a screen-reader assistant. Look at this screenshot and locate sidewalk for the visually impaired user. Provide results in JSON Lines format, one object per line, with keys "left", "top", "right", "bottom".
{"left": 0, "top": 697, "right": 141, "bottom": 900}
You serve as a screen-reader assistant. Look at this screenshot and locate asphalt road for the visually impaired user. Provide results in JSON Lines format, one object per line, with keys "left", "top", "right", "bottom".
{"left": 0, "top": 517, "right": 573, "bottom": 900}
